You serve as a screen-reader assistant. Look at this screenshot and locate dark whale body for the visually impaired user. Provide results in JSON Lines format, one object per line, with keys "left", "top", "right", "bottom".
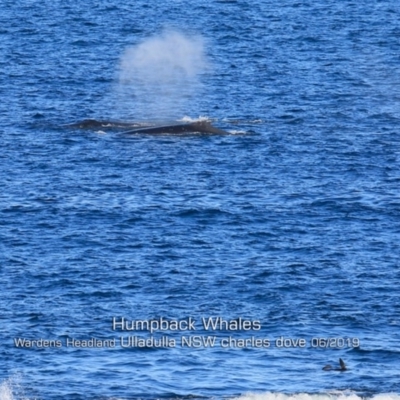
{"left": 66, "top": 119, "right": 141, "bottom": 129}
{"left": 66, "top": 119, "right": 231, "bottom": 135}
{"left": 123, "top": 121, "right": 230, "bottom": 135}
{"left": 322, "top": 358, "right": 347, "bottom": 371}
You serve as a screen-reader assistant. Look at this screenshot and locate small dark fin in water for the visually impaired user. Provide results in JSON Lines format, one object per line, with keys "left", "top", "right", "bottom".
{"left": 323, "top": 358, "right": 347, "bottom": 371}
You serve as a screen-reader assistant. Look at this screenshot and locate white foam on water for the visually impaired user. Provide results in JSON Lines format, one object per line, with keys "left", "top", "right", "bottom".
{"left": 0, "top": 376, "right": 33, "bottom": 400}
{"left": 0, "top": 380, "right": 13, "bottom": 400}
{"left": 232, "top": 393, "right": 400, "bottom": 400}
{"left": 228, "top": 129, "right": 247, "bottom": 135}
{"left": 179, "top": 115, "right": 212, "bottom": 123}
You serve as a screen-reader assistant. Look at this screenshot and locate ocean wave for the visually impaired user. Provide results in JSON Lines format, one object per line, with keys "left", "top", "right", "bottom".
{"left": 232, "top": 393, "right": 400, "bottom": 400}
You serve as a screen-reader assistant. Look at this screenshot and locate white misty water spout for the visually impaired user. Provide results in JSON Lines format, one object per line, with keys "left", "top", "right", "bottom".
{"left": 0, "top": 376, "right": 26, "bottom": 400}
{"left": 0, "top": 381, "right": 13, "bottom": 400}
{"left": 117, "top": 30, "right": 208, "bottom": 120}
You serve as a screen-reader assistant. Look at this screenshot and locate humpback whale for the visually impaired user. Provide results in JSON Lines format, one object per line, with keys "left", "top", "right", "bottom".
{"left": 66, "top": 119, "right": 141, "bottom": 129}
{"left": 322, "top": 358, "right": 347, "bottom": 371}
{"left": 122, "top": 120, "right": 230, "bottom": 135}
{"left": 66, "top": 119, "right": 231, "bottom": 135}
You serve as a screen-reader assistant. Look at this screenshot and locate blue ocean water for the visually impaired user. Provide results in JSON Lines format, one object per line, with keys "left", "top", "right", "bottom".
{"left": 1, "top": 0, "right": 400, "bottom": 399}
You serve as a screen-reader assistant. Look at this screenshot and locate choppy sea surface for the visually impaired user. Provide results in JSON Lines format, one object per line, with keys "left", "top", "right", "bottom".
{"left": 1, "top": 0, "right": 400, "bottom": 399}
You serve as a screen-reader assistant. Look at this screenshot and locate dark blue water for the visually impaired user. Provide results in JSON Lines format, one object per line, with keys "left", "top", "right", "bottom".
{"left": 1, "top": 1, "right": 400, "bottom": 399}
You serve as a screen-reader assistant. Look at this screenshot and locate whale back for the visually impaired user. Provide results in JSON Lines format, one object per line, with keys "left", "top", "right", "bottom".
{"left": 123, "top": 121, "right": 230, "bottom": 135}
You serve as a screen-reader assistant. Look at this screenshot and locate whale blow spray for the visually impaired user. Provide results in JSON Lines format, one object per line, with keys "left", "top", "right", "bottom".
{"left": 117, "top": 30, "right": 208, "bottom": 120}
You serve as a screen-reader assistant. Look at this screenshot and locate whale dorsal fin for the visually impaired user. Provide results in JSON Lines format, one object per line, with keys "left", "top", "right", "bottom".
{"left": 323, "top": 359, "right": 347, "bottom": 371}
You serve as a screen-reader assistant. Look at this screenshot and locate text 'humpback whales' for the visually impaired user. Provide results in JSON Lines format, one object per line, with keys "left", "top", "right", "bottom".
{"left": 322, "top": 358, "right": 347, "bottom": 371}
